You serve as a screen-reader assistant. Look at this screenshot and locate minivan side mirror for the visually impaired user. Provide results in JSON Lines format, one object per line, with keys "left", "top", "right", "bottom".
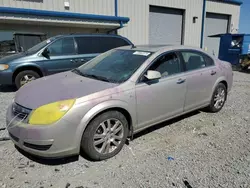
{"left": 42, "top": 48, "right": 50, "bottom": 59}
{"left": 144, "top": 70, "right": 161, "bottom": 80}
{"left": 18, "top": 46, "right": 24, "bottom": 52}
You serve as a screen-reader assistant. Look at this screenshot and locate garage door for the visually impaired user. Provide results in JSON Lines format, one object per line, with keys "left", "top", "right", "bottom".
{"left": 149, "top": 6, "right": 183, "bottom": 45}
{"left": 204, "top": 13, "right": 229, "bottom": 57}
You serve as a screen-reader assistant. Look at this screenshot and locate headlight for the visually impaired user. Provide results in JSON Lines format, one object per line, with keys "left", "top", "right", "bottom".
{"left": 28, "top": 99, "right": 76, "bottom": 125}
{"left": 0, "top": 64, "right": 9, "bottom": 71}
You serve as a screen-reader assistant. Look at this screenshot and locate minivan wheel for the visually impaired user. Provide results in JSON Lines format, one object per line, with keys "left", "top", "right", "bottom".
{"left": 206, "top": 83, "right": 227, "bottom": 113}
{"left": 81, "top": 111, "right": 129, "bottom": 161}
{"left": 15, "top": 70, "right": 40, "bottom": 89}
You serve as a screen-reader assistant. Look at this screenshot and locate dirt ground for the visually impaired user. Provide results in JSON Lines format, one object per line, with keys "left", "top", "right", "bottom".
{"left": 0, "top": 71, "right": 250, "bottom": 188}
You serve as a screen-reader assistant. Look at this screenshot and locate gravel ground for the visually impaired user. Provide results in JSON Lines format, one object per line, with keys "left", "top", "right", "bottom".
{"left": 0, "top": 71, "right": 250, "bottom": 188}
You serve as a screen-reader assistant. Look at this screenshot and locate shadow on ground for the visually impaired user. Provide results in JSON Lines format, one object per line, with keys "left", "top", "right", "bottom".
{"left": 15, "top": 110, "right": 201, "bottom": 165}
{"left": 132, "top": 110, "right": 200, "bottom": 140}
{"left": 15, "top": 145, "right": 79, "bottom": 166}
{"left": 238, "top": 69, "right": 250, "bottom": 74}
{"left": 0, "top": 85, "right": 16, "bottom": 93}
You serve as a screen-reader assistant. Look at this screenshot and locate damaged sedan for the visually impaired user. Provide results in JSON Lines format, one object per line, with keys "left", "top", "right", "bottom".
{"left": 6, "top": 45, "right": 233, "bottom": 161}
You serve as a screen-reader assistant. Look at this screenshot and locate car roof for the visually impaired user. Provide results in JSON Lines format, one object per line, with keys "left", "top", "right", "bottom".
{"left": 60, "top": 33, "right": 127, "bottom": 38}
{"left": 53, "top": 33, "right": 133, "bottom": 44}
{"left": 117, "top": 44, "right": 206, "bottom": 53}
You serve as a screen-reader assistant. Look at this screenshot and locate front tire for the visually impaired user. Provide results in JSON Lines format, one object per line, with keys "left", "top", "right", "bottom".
{"left": 81, "top": 111, "right": 129, "bottom": 161}
{"left": 206, "top": 83, "right": 227, "bottom": 113}
{"left": 14, "top": 70, "right": 40, "bottom": 89}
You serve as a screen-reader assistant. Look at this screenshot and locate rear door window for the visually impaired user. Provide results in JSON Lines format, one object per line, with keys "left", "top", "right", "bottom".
{"left": 202, "top": 54, "right": 215, "bottom": 67}
{"left": 180, "top": 51, "right": 206, "bottom": 71}
{"left": 75, "top": 36, "right": 130, "bottom": 54}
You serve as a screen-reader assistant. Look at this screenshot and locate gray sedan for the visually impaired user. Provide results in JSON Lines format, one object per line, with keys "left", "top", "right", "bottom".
{"left": 6, "top": 45, "right": 233, "bottom": 161}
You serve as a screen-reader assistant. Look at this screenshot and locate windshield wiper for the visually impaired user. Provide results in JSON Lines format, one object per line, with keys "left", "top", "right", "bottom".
{"left": 86, "top": 74, "right": 112, "bottom": 83}
{"left": 72, "top": 69, "right": 112, "bottom": 82}
{"left": 72, "top": 68, "right": 85, "bottom": 76}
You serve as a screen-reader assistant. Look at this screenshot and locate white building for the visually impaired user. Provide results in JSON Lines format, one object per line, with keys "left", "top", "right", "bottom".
{"left": 0, "top": 0, "right": 242, "bottom": 56}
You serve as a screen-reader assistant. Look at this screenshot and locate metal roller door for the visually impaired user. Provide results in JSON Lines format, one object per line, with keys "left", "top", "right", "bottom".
{"left": 149, "top": 6, "right": 183, "bottom": 45}
{"left": 204, "top": 13, "right": 229, "bottom": 57}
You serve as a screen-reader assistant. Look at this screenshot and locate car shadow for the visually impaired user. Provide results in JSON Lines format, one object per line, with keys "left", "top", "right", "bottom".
{"left": 15, "top": 110, "right": 201, "bottom": 165}
{"left": 0, "top": 85, "right": 17, "bottom": 93}
{"left": 15, "top": 145, "right": 79, "bottom": 166}
{"left": 131, "top": 110, "right": 200, "bottom": 141}
{"left": 238, "top": 69, "right": 250, "bottom": 74}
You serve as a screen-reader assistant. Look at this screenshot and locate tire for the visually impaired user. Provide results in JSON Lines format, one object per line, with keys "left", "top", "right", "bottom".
{"left": 206, "top": 83, "right": 227, "bottom": 113}
{"left": 81, "top": 111, "right": 129, "bottom": 161}
{"left": 14, "top": 70, "right": 40, "bottom": 89}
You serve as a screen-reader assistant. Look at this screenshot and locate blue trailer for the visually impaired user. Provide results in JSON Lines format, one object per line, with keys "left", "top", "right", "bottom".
{"left": 209, "top": 33, "right": 250, "bottom": 70}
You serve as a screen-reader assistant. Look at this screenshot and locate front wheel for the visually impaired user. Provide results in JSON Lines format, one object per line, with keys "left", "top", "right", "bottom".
{"left": 81, "top": 111, "right": 129, "bottom": 161}
{"left": 14, "top": 70, "right": 40, "bottom": 89}
{"left": 206, "top": 83, "right": 227, "bottom": 113}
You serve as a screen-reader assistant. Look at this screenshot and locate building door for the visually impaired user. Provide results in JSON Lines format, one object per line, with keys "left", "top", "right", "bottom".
{"left": 149, "top": 6, "right": 184, "bottom": 45}
{"left": 204, "top": 13, "right": 229, "bottom": 57}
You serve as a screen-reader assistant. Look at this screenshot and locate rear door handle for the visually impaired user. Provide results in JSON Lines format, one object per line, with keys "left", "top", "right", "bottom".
{"left": 211, "top": 70, "right": 217, "bottom": 75}
{"left": 80, "top": 58, "right": 88, "bottom": 63}
{"left": 176, "top": 78, "right": 186, "bottom": 84}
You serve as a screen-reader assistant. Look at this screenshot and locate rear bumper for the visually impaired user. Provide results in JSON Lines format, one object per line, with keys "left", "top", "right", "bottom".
{"left": 0, "top": 70, "right": 13, "bottom": 85}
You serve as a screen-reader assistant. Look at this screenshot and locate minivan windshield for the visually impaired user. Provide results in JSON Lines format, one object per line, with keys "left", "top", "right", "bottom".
{"left": 26, "top": 37, "right": 57, "bottom": 54}
{"left": 73, "top": 49, "right": 152, "bottom": 83}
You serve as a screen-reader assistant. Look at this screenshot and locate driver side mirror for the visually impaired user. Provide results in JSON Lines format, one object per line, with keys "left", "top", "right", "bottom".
{"left": 42, "top": 48, "right": 50, "bottom": 59}
{"left": 144, "top": 70, "right": 161, "bottom": 80}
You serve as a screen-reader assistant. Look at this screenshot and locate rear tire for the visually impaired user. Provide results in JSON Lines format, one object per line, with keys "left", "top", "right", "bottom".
{"left": 14, "top": 70, "right": 40, "bottom": 89}
{"left": 81, "top": 111, "right": 129, "bottom": 161}
{"left": 206, "top": 83, "right": 227, "bottom": 113}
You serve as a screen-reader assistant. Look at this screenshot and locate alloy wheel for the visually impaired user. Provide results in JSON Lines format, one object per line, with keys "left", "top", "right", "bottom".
{"left": 20, "top": 75, "right": 36, "bottom": 86}
{"left": 93, "top": 118, "right": 124, "bottom": 154}
{"left": 214, "top": 87, "right": 226, "bottom": 109}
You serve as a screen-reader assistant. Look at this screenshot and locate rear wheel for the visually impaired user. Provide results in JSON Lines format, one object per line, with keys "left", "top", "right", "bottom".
{"left": 81, "top": 111, "right": 128, "bottom": 161}
{"left": 206, "top": 83, "right": 227, "bottom": 113}
{"left": 14, "top": 70, "right": 40, "bottom": 89}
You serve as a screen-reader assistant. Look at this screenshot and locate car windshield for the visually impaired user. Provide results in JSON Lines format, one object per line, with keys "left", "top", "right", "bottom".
{"left": 74, "top": 49, "right": 152, "bottom": 83}
{"left": 26, "top": 37, "right": 56, "bottom": 54}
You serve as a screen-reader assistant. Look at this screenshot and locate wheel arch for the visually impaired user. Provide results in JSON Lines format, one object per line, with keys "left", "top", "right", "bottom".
{"left": 211, "top": 77, "right": 228, "bottom": 100}
{"left": 75, "top": 100, "right": 135, "bottom": 152}
{"left": 212, "top": 77, "right": 227, "bottom": 92}
{"left": 219, "top": 80, "right": 228, "bottom": 90}
{"left": 12, "top": 64, "right": 43, "bottom": 83}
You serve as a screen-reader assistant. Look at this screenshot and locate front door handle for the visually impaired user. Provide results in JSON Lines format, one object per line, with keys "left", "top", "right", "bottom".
{"left": 177, "top": 78, "right": 186, "bottom": 84}
{"left": 70, "top": 59, "right": 77, "bottom": 63}
{"left": 211, "top": 70, "right": 217, "bottom": 75}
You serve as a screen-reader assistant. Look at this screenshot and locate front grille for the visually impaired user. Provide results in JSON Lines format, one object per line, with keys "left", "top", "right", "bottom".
{"left": 23, "top": 142, "right": 52, "bottom": 151}
{"left": 13, "top": 110, "right": 28, "bottom": 119}
{"left": 12, "top": 103, "right": 32, "bottom": 120}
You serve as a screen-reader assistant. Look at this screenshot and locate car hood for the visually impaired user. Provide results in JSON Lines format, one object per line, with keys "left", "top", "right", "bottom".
{"left": 0, "top": 52, "right": 27, "bottom": 64}
{"left": 15, "top": 71, "right": 118, "bottom": 109}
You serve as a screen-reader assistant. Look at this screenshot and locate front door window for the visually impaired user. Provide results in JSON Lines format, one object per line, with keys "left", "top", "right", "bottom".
{"left": 47, "top": 37, "right": 76, "bottom": 56}
{"left": 148, "top": 52, "right": 182, "bottom": 78}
